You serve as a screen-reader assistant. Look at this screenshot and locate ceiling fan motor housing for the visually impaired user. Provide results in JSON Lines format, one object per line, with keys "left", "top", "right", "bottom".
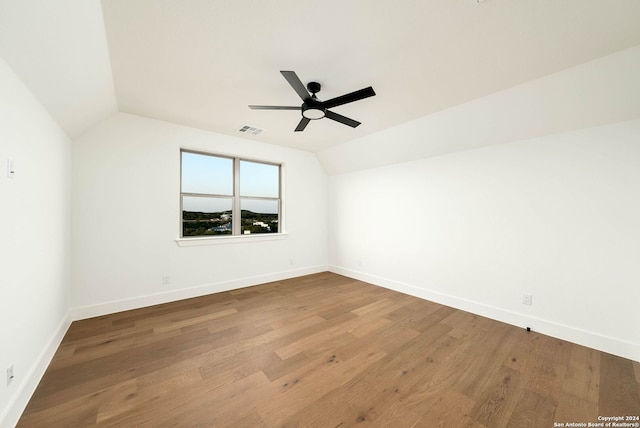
{"left": 306, "top": 81, "right": 321, "bottom": 94}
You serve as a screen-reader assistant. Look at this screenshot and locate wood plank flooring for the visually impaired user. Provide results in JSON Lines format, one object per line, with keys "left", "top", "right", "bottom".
{"left": 18, "top": 272, "right": 640, "bottom": 427}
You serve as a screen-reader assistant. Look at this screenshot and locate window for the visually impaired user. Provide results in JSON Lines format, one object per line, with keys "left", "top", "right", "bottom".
{"left": 180, "top": 150, "right": 281, "bottom": 238}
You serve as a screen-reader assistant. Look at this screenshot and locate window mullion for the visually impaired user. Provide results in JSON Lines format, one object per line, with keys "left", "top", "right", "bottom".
{"left": 232, "top": 157, "right": 241, "bottom": 235}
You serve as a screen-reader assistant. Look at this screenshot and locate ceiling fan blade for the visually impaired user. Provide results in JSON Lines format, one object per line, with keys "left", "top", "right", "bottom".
{"left": 294, "top": 117, "right": 310, "bottom": 132}
{"left": 249, "top": 105, "right": 300, "bottom": 110}
{"left": 325, "top": 110, "right": 361, "bottom": 128}
{"left": 281, "top": 70, "right": 311, "bottom": 101}
{"left": 323, "top": 86, "right": 376, "bottom": 109}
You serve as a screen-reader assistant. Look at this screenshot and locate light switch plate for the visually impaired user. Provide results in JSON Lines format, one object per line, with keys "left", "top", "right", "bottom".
{"left": 7, "top": 158, "right": 15, "bottom": 178}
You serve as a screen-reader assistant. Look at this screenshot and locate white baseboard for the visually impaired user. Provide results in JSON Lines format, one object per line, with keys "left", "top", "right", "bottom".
{"left": 70, "top": 265, "right": 328, "bottom": 321}
{"left": 329, "top": 265, "right": 640, "bottom": 363}
{"left": 0, "top": 312, "right": 73, "bottom": 428}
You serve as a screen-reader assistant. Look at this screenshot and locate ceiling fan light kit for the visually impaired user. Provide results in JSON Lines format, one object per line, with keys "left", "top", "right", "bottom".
{"left": 249, "top": 70, "right": 376, "bottom": 132}
{"left": 301, "top": 101, "right": 325, "bottom": 120}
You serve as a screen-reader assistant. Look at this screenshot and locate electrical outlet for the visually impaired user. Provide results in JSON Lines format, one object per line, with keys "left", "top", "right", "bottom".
{"left": 522, "top": 293, "right": 533, "bottom": 306}
{"left": 7, "top": 364, "right": 14, "bottom": 386}
{"left": 162, "top": 275, "right": 170, "bottom": 285}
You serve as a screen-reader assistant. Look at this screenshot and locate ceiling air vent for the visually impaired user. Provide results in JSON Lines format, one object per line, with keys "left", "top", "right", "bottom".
{"left": 238, "top": 125, "right": 263, "bottom": 135}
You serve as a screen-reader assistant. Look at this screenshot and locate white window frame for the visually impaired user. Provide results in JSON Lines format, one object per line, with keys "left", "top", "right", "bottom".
{"left": 177, "top": 149, "right": 285, "bottom": 246}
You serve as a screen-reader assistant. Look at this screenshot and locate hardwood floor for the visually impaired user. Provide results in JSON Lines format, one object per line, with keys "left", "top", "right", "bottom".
{"left": 18, "top": 272, "right": 640, "bottom": 427}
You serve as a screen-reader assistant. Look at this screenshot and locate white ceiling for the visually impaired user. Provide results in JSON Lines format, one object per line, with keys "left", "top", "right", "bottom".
{"left": 0, "top": 0, "right": 117, "bottom": 139}
{"left": 100, "top": 0, "right": 640, "bottom": 152}
{"left": 2, "top": 1, "right": 640, "bottom": 152}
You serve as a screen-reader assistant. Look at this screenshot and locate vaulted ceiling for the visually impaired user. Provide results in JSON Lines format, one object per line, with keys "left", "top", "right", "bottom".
{"left": 3, "top": 0, "right": 640, "bottom": 152}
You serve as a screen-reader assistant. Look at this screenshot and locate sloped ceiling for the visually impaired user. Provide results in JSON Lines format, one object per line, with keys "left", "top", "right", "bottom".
{"left": 2, "top": 0, "right": 640, "bottom": 151}
{"left": 0, "top": 0, "right": 117, "bottom": 139}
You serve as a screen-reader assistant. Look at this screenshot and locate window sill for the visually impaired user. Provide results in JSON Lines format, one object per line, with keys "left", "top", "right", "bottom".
{"left": 175, "top": 233, "right": 288, "bottom": 247}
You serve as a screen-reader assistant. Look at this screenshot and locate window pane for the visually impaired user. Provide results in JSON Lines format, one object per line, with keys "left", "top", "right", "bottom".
{"left": 182, "top": 152, "right": 233, "bottom": 195}
{"left": 240, "top": 199, "right": 279, "bottom": 234}
{"left": 182, "top": 196, "right": 232, "bottom": 236}
{"left": 240, "top": 161, "right": 279, "bottom": 198}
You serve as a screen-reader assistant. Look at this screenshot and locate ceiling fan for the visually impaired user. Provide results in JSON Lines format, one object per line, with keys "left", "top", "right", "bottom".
{"left": 249, "top": 70, "right": 376, "bottom": 132}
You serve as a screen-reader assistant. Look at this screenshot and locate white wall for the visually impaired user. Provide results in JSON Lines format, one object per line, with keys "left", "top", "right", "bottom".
{"left": 71, "top": 113, "right": 328, "bottom": 317}
{"left": 0, "top": 57, "right": 72, "bottom": 427}
{"left": 0, "top": 0, "right": 117, "bottom": 139}
{"left": 329, "top": 119, "right": 640, "bottom": 362}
